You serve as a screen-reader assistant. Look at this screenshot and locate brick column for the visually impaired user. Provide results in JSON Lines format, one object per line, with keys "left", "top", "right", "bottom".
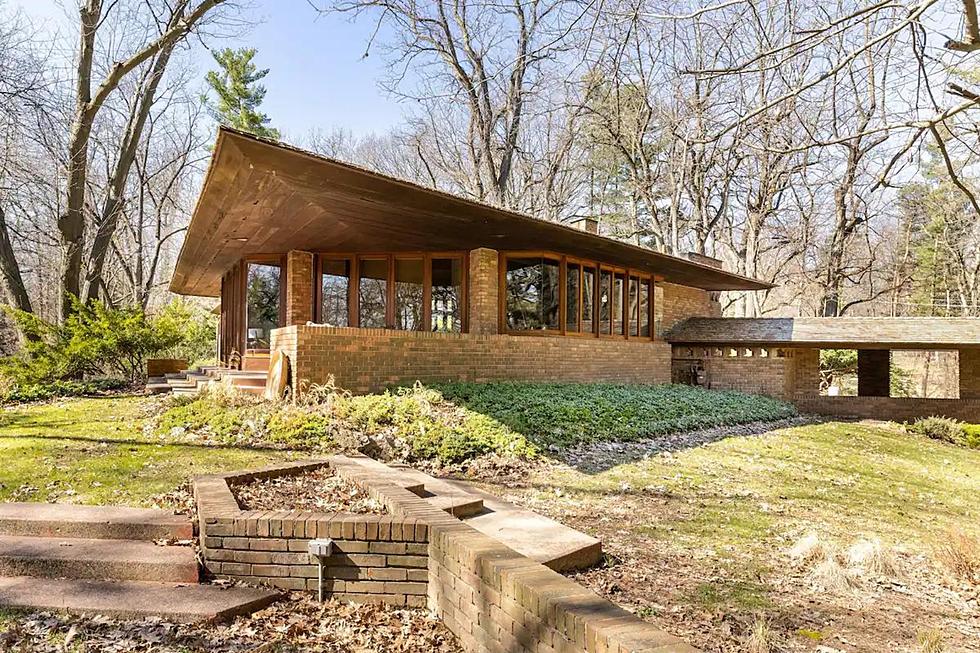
{"left": 959, "top": 349, "right": 980, "bottom": 399}
{"left": 285, "top": 250, "right": 314, "bottom": 326}
{"left": 468, "top": 248, "right": 499, "bottom": 335}
{"left": 790, "top": 347, "right": 820, "bottom": 397}
{"left": 857, "top": 349, "right": 890, "bottom": 397}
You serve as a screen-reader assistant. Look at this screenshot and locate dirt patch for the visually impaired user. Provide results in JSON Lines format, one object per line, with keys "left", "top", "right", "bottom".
{"left": 231, "top": 467, "right": 384, "bottom": 514}
{"left": 0, "top": 593, "right": 461, "bottom": 652}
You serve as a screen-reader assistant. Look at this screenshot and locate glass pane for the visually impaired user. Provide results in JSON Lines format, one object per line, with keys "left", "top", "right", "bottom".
{"left": 246, "top": 262, "right": 280, "bottom": 349}
{"left": 358, "top": 258, "right": 388, "bottom": 328}
{"left": 320, "top": 259, "right": 350, "bottom": 327}
{"left": 432, "top": 258, "right": 462, "bottom": 333}
{"left": 395, "top": 258, "right": 424, "bottom": 330}
{"left": 505, "top": 257, "right": 560, "bottom": 330}
{"left": 566, "top": 263, "right": 580, "bottom": 332}
{"left": 613, "top": 273, "right": 625, "bottom": 335}
{"left": 582, "top": 267, "right": 595, "bottom": 332}
{"left": 599, "top": 270, "right": 611, "bottom": 335}
{"left": 628, "top": 277, "right": 639, "bottom": 337}
{"left": 639, "top": 279, "right": 651, "bottom": 337}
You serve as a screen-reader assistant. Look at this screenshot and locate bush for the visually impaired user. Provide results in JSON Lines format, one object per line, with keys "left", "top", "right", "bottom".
{"left": 152, "top": 299, "right": 218, "bottom": 367}
{"left": 1, "top": 378, "right": 129, "bottom": 404}
{"left": 908, "top": 416, "right": 980, "bottom": 449}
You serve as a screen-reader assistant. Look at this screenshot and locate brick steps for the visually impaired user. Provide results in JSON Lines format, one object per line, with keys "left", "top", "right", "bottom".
{"left": 0, "top": 503, "right": 193, "bottom": 541}
{"left": 0, "top": 534, "right": 199, "bottom": 583}
{"left": 145, "top": 366, "right": 268, "bottom": 397}
{"left": 0, "top": 576, "right": 277, "bottom": 623}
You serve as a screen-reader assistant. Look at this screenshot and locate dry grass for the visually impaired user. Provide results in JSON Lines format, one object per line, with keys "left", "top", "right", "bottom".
{"left": 807, "top": 552, "right": 858, "bottom": 594}
{"left": 916, "top": 628, "right": 946, "bottom": 653}
{"left": 788, "top": 532, "right": 827, "bottom": 566}
{"left": 746, "top": 617, "right": 773, "bottom": 653}
{"left": 846, "top": 538, "right": 900, "bottom": 577}
{"left": 933, "top": 527, "right": 980, "bottom": 584}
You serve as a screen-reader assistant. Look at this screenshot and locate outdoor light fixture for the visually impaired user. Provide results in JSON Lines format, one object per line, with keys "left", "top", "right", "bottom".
{"left": 308, "top": 538, "right": 334, "bottom": 602}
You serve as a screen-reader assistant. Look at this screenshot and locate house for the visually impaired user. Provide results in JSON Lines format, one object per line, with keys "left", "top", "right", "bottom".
{"left": 170, "top": 128, "right": 980, "bottom": 420}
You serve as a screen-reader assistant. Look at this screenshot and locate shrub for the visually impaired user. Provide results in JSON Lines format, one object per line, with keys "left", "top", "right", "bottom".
{"left": 908, "top": 416, "right": 979, "bottom": 449}
{"left": 266, "top": 406, "right": 334, "bottom": 448}
{"left": 1, "top": 377, "right": 129, "bottom": 404}
{"left": 152, "top": 299, "right": 218, "bottom": 367}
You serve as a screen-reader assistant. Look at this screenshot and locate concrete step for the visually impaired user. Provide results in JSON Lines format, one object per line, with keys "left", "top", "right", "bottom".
{"left": 0, "top": 503, "right": 193, "bottom": 541}
{"left": 0, "top": 535, "right": 199, "bottom": 583}
{"left": 228, "top": 376, "right": 267, "bottom": 388}
{"left": 0, "top": 576, "right": 278, "bottom": 623}
{"left": 389, "top": 465, "right": 484, "bottom": 517}
{"left": 443, "top": 480, "right": 602, "bottom": 572}
{"left": 145, "top": 383, "right": 172, "bottom": 395}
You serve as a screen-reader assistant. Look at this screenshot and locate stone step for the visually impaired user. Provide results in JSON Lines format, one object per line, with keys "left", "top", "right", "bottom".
{"left": 442, "top": 480, "right": 602, "bottom": 572}
{"left": 0, "top": 503, "right": 193, "bottom": 541}
{"left": 0, "top": 535, "right": 199, "bottom": 583}
{"left": 0, "top": 576, "right": 278, "bottom": 623}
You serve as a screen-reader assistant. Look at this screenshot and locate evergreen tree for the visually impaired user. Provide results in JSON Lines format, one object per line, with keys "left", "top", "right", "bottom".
{"left": 204, "top": 47, "right": 280, "bottom": 139}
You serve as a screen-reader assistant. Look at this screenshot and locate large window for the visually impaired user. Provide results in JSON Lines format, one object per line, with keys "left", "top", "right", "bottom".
{"left": 395, "top": 258, "right": 424, "bottom": 330}
{"left": 320, "top": 259, "right": 350, "bottom": 327}
{"left": 432, "top": 258, "right": 463, "bottom": 332}
{"left": 245, "top": 262, "right": 281, "bottom": 350}
{"left": 358, "top": 258, "right": 388, "bottom": 328}
{"left": 505, "top": 256, "right": 560, "bottom": 331}
{"left": 503, "top": 253, "right": 653, "bottom": 340}
{"left": 317, "top": 253, "right": 466, "bottom": 331}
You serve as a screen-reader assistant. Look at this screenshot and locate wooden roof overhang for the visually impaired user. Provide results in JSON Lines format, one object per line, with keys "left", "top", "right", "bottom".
{"left": 667, "top": 317, "right": 980, "bottom": 350}
{"left": 171, "top": 128, "right": 774, "bottom": 297}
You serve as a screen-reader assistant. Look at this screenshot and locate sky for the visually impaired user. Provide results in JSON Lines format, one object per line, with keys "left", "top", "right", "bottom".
{"left": 10, "top": 0, "right": 408, "bottom": 140}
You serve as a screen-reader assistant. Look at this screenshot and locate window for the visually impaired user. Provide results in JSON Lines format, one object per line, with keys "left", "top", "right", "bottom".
{"left": 612, "top": 272, "right": 625, "bottom": 335}
{"left": 395, "top": 258, "right": 424, "bottom": 330}
{"left": 431, "top": 257, "right": 463, "bottom": 332}
{"left": 628, "top": 276, "right": 651, "bottom": 338}
{"left": 566, "top": 263, "right": 580, "bottom": 332}
{"left": 245, "top": 262, "right": 281, "bottom": 350}
{"left": 505, "top": 256, "right": 560, "bottom": 331}
{"left": 582, "top": 266, "right": 595, "bottom": 332}
{"left": 358, "top": 258, "right": 388, "bottom": 328}
{"left": 628, "top": 277, "right": 640, "bottom": 337}
{"left": 320, "top": 259, "right": 350, "bottom": 326}
{"left": 598, "top": 270, "right": 612, "bottom": 335}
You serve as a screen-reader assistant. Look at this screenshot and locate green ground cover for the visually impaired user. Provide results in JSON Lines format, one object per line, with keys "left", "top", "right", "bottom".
{"left": 0, "top": 396, "right": 302, "bottom": 505}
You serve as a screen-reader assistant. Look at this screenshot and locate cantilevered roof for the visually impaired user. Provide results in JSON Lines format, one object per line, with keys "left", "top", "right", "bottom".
{"left": 666, "top": 317, "right": 980, "bottom": 349}
{"left": 170, "top": 128, "right": 773, "bottom": 297}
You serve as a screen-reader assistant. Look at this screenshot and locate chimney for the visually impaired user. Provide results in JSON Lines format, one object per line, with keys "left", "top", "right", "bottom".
{"left": 569, "top": 217, "right": 599, "bottom": 234}
{"left": 685, "top": 252, "right": 724, "bottom": 270}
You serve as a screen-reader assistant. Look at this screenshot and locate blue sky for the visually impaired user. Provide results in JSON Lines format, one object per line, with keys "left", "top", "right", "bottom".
{"left": 11, "top": 0, "right": 407, "bottom": 139}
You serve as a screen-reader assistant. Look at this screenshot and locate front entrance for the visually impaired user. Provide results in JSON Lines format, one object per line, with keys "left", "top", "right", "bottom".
{"left": 219, "top": 257, "right": 285, "bottom": 367}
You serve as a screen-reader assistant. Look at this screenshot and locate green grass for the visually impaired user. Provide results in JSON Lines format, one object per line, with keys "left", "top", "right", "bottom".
{"left": 432, "top": 382, "right": 797, "bottom": 447}
{"left": 484, "top": 420, "right": 980, "bottom": 612}
{"left": 0, "top": 395, "right": 303, "bottom": 505}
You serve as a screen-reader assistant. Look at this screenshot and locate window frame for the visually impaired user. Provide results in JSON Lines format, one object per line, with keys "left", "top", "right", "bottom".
{"left": 240, "top": 254, "right": 286, "bottom": 355}
{"left": 499, "top": 251, "right": 656, "bottom": 341}
{"left": 314, "top": 252, "right": 468, "bottom": 332}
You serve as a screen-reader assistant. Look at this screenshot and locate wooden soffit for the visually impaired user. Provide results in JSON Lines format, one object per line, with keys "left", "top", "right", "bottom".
{"left": 170, "top": 128, "right": 774, "bottom": 297}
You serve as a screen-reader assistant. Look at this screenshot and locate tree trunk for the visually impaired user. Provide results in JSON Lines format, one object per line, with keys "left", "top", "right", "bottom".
{"left": 0, "top": 201, "right": 32, "bottom": 314}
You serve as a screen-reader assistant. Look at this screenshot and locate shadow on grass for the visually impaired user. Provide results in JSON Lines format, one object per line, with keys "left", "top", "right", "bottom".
{"left": 0, "top": 432, "right": 293, "bottom": 453}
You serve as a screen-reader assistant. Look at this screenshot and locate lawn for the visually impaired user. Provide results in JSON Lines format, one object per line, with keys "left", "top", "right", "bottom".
{"left": 467, "top": 420, "right": 980, "bottom": 652}
{"left": 0, "top": 395, "right": 303, "bottom": 506}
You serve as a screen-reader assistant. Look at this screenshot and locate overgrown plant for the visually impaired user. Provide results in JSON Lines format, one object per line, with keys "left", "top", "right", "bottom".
{"left": 909, "top": 417, "right": 980, "bottom": 449}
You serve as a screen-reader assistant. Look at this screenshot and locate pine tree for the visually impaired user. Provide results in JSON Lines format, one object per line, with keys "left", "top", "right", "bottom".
{"left": 204, "top": 47, "right": 280, "bottom": 139}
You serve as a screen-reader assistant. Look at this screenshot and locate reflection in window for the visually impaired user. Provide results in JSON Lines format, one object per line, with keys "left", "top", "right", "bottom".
{"left": 638, "top": 279, "right": 650, "bottom": 337}
{"left": 566, "top": 263, "right": 580, "bottom": 332}
{"left": 506, "top": 257, "right": 560, "bottom": 330}
{"left": 358, "top": 259, "right": 388, "bottom": 328}
{"left": 432, "top": 258, "right": 462, "bottom": 332}
{"left": 612, "top": 272, "right": 625, "bottom": 335}
{"left": 582, "top": 266, "right": 595, "bottom": 332}
{"left": 628, "top": 277, "right": 640, "bottom": 337}
{"left": 598, "top": 270, "right": 612, "bottom": 335}
{"left": 395, "top": 258, "right": 424, "bottom": 330}
{"left": 321, "top": 259, "right": 350, "bottom": 326}
{"left": 246, "top": 262, "right": 281, "bottom": 349}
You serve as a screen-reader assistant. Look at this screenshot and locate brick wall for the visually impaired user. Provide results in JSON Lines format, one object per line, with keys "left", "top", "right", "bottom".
{"left": 285, "top": 250, "right": 314, "bottom": 326}
{"left": 272, "top": 325, "right": 672, "bottom": 394}
{"left": 959, "top": 349, "right": 980, "bottom": 399}
{"left": 672, "top": 346, "right": 798, "bottom": 399}
{"left": 195, "top": 462, "right": 428, "bottom": 606}
{"left": 659, "top": 282, "right": 721, "bottom": 335}
{"left": 469, "top": 248, "right": 499, "bottom": 335}
{"left": 794, "top": 396, "right": 980, "bottom": 421}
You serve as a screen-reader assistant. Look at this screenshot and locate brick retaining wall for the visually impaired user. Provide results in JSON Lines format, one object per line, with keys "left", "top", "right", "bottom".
{"left": 793, "top": 396, "right": 980, "bottom": 421}
{"left": 196, "top": 456, "right": 700, "bottom": 652}
{"left": 272, "top": 325, "right": 672, "bottom": 394}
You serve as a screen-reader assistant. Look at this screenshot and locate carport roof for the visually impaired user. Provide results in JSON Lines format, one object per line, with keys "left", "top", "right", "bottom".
{"left": 666, "top": 317, "right": 980, "bottom": 350}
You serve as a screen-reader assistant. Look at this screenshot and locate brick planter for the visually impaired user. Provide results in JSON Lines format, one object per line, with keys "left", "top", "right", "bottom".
{"left": 196, "top": 455, "right": 700, "bottom": 653}
{"left": 193, "top": 460, "right": 429, "bottom": 606}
